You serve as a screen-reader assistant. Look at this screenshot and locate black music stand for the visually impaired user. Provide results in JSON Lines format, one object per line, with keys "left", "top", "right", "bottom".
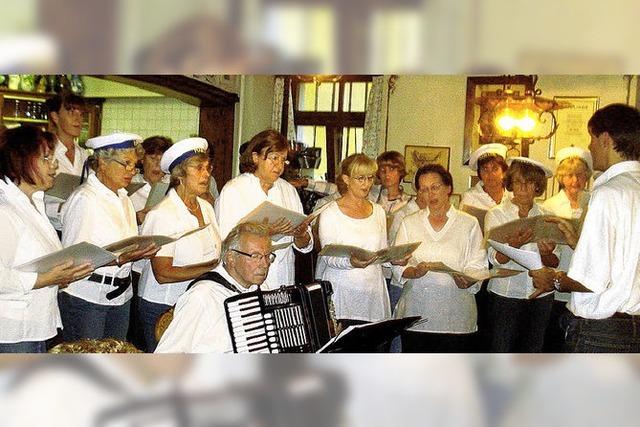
{"left": 317, "top": 316, "right": 422, "bottom": 353}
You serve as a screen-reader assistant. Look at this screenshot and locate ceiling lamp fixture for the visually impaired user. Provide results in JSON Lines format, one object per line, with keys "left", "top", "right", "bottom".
{"left": 476, "top": 75, "right": 572, "bottom": 156}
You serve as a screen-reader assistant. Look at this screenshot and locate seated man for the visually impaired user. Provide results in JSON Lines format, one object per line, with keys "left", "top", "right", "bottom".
{"left": 155, "top": 222, "right": 273, "bottom": 353}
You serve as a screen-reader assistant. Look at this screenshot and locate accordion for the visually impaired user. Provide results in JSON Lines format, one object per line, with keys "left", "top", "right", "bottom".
{"left": 224, "top": 281, "right": 335, "bottom": 353}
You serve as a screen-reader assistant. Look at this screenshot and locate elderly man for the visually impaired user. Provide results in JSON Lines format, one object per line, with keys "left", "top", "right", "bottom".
{"left": 529, "top": 103, "right": 640, "bottom": 352}
{"left": 156, "top": 222, "right": 274, "bottom": 353}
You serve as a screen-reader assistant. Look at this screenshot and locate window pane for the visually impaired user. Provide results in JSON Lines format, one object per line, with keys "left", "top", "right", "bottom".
{"left": 343, "top": 82, "right": 352, "bottom": 112}
{"left": 342, "top": 127, "right": 364, "bottom": 159}
{"left": 297, "top": 82, "right": 317, "bottom": 111}
{"left": 349, "top": 82, "right": 369, "bottom": 112}
{"left": 296, "top": 125, "right": 328, "bottom": 181}
{"left": 317, "top": 82, "right": 336, "bottom": 112}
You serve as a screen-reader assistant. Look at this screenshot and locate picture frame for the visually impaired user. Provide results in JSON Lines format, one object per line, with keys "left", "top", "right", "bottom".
{"left": 404, "top": 145, "right": 450, "bottom": 183}
{"left": 463, "top": 76, "right": 535, "bottom": 165}
{"left": 548, "top": 96, "right": 599, "bottom": 158}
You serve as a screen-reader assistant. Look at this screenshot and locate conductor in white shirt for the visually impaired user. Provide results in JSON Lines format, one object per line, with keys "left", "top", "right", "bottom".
{"left": 215, "top": 129, "right": 313, "bottom": 291}
{"left": 155, "top": 221, "right": 272, "bottom": 353}
{"left": 530, "top": 103, "right": 640, "bottom": 352}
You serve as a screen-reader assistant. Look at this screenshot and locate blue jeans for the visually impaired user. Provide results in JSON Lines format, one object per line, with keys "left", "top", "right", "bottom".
{"left": 0, "top": 340, "right": 47, "bottom": 353}
{"left": 137, "top": 297, "right": 172, "bottom": 353}
{"left": 488, "top": 292, "right": 553, "bottom": 352}
{"left": 562, "top": 312, "right": 640, "bottom": 352}
{"left": 58, "top": 292, "right": 131, "bottom": 341}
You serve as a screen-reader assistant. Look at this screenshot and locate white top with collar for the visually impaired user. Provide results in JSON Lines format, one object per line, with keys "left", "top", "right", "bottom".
{"left": 139, "top": 188, "right": 221, "bottom": 305}
{"left": 567, "top": 161, "right": 640, "bottom": 319}
{"left": 60, "top": 173, "right": 138, "bottom": 305}
{"left": 485, "top": 197, "right": 558, "bottom": 299}
{"left": 392, "top": 206, "right": 487, "bottom": 333}
{"left": 316, "top": 200, "right": 391, "bottom": 322}
{"left": 460, "top": 181, "right": 511, "bottom": 211}
{"left": 44, "top": 138, "right": 90, "bottom": 230}
{"left": 0, "top": 179, "right": 63, "bottom": 343}
{"left": 214, "top": 173, "right": 312, "bottom": 291}
{"left": 155, "top": 264, "right": 257, "bottom": 353}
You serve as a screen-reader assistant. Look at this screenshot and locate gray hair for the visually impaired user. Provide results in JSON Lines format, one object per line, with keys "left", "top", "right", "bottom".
{"left": 87, "top": 147, "right": 138, "bottom": 172}
{"left": 169, "top": 152, "right": 209, "bottom": 189}
{"left": 221, "top": 222, "right": 272, "bottom": 262}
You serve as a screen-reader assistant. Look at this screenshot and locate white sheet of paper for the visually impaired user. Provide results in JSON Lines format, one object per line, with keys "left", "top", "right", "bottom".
{"left": 144, "top": 182, "right": 170, "bottom": 209}
{"left": 241, "top": 201, "right": 307, "bottom": 227}
{"left": 104, "top": 224, "right": 210, "bottom": 255}
{"left": 16, "top": 242, "right": 116, "bottom": 273}
{"left": 318, "top": 242, "right": 421, "bottom": 265}
{"left": 487, "top": 239, "right": 544, "bottom": 270}
{"left": 45, "top": 173, "right": 81, "bottom": 201}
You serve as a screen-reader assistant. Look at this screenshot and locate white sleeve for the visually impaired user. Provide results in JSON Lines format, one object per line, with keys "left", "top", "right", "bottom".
{"left": 484, "top": 209, "right": 505, "bottom": 266}
{"left": 61, "top": 193, "right": 97, "bottom": 246}
{"left": 318, "top": 208, "right": 352, "bottom": 270}
{"left": 141, "top": 209, "right": 177, "bottom": 258}
{"left": 0, "top": 215, "right": 38, "bottom": 296}
{"left": 461, "top": 220, "right": 488, "bottom": 294}
{"left": 289, "top": 187, "right": 314, "bottom": 254}
{"left": 214, "top": 184, "right": 243, "bottom": 240}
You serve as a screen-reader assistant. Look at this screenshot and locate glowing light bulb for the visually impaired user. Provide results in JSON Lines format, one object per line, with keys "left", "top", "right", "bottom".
{"left": 519, "top": 113, "right": 536, "bottom": 132}
{"left": 496, "top": 113, "right": 516, "bottom": 132}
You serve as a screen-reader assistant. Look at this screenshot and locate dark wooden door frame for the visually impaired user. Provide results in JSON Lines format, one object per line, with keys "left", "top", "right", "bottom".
{"left": 98, "top": 75, "right": 240, "bottom": 188}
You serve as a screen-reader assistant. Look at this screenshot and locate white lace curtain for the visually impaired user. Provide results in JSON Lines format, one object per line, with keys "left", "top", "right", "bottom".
{"left": 271, "top": 77, "right": 296, "bottom": 141}
{"left": 362, "top": 75, "right": 386, "bottom": 158}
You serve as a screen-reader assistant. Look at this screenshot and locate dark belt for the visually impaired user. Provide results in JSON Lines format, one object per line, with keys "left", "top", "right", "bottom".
{"left": 611, "top": 312, "right": 639, "bottom": 319}
{"left": 87, "top": 273, "right": 132, "bottom": 301}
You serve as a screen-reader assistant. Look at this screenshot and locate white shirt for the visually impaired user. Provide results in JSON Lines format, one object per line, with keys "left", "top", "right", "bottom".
{"left": 215, "top": 173, "right": 312, "bottom": 290}
{"left": 0, "top": 179, "right": 63, "bottom": 343}
{"left": 542, "top": 189, "right": 591, "bottom": 302}
{"left": 386, "top": 199, "right": 421, "bottom": 285}
{"left": 392, "top": 206, "right": 487, "bottom": 333}
{"left": 567, "top": 161, "right": 640, "bottom": 319}
{"left": 139, "top": 189, "right": 221, "bottom": 305}
{"left": 44, "top": 138, "right": 90, "bottom": 230}
{"left": 370, "top": 185, "right": 413, "bottom": 216}
{"left": 128, "top": 173, "right": 170, "bottom": 213}
{"left": 460, "top": 181, "right": 511, "bottom": 211}
{"left": 316, "top": 201, "right": 390, "bottom": 322}
{"left": 60, "top": 173, "right": 138, "bottom": 306}
{"left": 485, "top": 198, "right": 558, "bottom": 299}
{"left": 155, "top": 265, "right": 257, "bottom": 353}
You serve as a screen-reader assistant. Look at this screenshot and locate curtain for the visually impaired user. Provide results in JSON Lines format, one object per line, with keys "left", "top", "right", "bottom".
{"left": 271, "top": 77, "right": 297, "bottom": 141}
{"left": 362, "top": 75, "right": 385, "bottom": 158}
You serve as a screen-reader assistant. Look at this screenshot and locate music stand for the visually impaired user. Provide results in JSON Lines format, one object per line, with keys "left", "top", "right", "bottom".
{"left": 317, "top": 316, "right": 422, "bottom": 353}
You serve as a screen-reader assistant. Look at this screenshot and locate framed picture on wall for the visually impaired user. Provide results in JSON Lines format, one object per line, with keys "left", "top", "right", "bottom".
{"left": 404, "top": 145, "right": 450, "bottom": 183}
{"left": 548, "top": 96, "right": 599, "bottom": 158}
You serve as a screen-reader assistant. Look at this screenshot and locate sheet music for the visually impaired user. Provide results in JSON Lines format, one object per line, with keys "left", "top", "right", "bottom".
{"left": 103, "top": 223, "right": 210, "bottom": 255}
{"left": 486, "top": 215, "right": 580, "bottom": 245}
{"left": 125, "top": 182, "right": 146, "bottom": 196}
{"left": 318, "top": 242, "right": 421, "bottom": 265}
{"left": 487, "top": 239, "right": 544, "bottom": 270}
{"left": 16, "top": 242, "right": 116, "bottom": 273}
{"left": 144, "top": 182, "right": 170, "bottom": 209}
{"left": 425, "top": 262, "right": 523, "bottom": 282}
{"left": 45, "top": 173, "right": 81, "bottom": 201}
{"left": 240, "top": 201, "right": 308, "bottom": 227}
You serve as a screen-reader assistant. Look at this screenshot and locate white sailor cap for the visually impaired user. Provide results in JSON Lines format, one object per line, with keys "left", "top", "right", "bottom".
{"left": 468, "top": 143, "right": 508, "bottom": 171}
{"left": 160, "top": 137, "right": 209, "bottom": 173}
{"left": 85, "top": 132, "right": 142, "bottom": 151}
{"left": 506, "top": 156, "right": 553, "bottom": 178}
{"left": 555, "top": 146, "right": 593, "bottom": 172}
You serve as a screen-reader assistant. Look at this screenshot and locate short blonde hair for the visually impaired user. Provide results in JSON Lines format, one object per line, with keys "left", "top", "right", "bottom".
{"left": 338, "top": 153, "right": 378, "bottom": 194}
{"left": 556, "top": 157, "right": 592, "bottom": 189}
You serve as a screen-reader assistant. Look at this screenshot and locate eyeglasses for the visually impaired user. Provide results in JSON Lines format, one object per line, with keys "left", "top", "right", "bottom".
{"left": 512, "top": 179, "right": 535, "bottom": 188}
{"left": 352, "top": 175, "right": 375, "bottom": 184}
{"left": 418, "top": 183, "right": 444, "bottom": 194}
{"left": 265, "top": 153, "right": 290, "bottom": 166}
{"left": 109, "top": 158, "right": 139, "bottom": 173}
{"left": 42, "top": 154, "right": 58, "bottom": 167}
{"left": 187, "top": 162, "right": 213, "bottom": 174}
{"left": 232, "top": 249, "right": 276, "bottom": 263}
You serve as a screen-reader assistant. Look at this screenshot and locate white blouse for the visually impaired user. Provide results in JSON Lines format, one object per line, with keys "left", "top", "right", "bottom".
{"left": 0, "top": 179, "right": 63, "bottom": 343}
{"left": 460, "top": 181, "right": 511, "bottom": 211}
{"left": 392, "top": 206, "right": 487, "bottom": 333}
{"left": 485, "top": 198, "right": 558, "bottom": 299}
{"left": 316, "top": 201, "right": 390, "bottom": 322}
{"left": 542, "top": 189, "right": 590, "bottom": 302}
{"left": 139, "top": 189, "right": 221, "bottom": 306}
{"left": 567, "top": 161, "right": 640, "bottom": 319}
{"left": 60, "top": 173, "right": 138, "bottom": 306}
{"left": 214, "top": 173, "right": 312, "bottom": 291}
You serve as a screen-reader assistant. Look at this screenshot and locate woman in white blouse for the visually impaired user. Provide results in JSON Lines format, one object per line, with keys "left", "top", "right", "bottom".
{"left": 485, "top": 157, "right": 559, "bottom": 352}
{"left": 215, "top": 129, "right": 312, "bottom": 291}
{"left": 541, "top": 146, "right": 592, "bottom": 351}
{"left": 460, "top": 143, "right": 511, "bottom": 214}
{"left": 59, "top": 133, "right": 160, "bottom": 342}
{"left": 0, "top": 126, "right": 94, "bottom": 353}
{"left": 317, "top": 154, "right": 405, "bottom": 328}
{"left": 393, "top": 164, "right": 487, "bottom": 352}
{"left": 139, "top": 137, "right": 221, "bottom": 352}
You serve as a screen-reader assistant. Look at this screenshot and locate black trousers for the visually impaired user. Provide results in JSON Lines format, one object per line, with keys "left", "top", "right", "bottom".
{"left": 487, "top": 292, "right": 553, "bottom": 352}
{"left": 401, "top": 330, "right": 476, "bottom": 353}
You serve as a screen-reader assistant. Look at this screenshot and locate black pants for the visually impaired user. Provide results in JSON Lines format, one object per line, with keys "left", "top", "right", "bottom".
{"left": 562, "top": 312, "right": 640, "bottom": 353}
{"left": 401, "top": 330, "right": 475, "bottom": 353}
{"left": 487, "top": 292, "right": 553, "bottom": 352}
{"left": 543, "top": 299, "right": 570, "bottom": 352}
